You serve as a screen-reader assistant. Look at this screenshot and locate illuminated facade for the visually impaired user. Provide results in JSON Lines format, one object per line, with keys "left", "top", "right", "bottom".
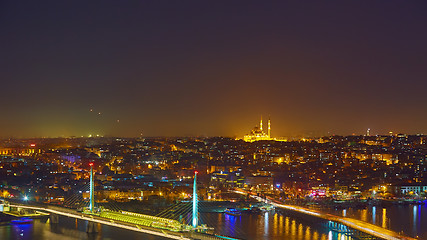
{"left": 243, "top": 117, "right": 273, "bottom": 142}
{"left": 0, "top": 147, "right": 39, "bottom": 156}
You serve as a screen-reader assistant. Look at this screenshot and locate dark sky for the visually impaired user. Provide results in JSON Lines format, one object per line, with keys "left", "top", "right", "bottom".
{"left": 1, "top": 1, "right": 427, "bottom": 138}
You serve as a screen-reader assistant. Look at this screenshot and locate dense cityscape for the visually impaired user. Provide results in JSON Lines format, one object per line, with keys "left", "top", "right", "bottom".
{"left": 1, "top": 127, "right": 426, "bottom": 207}
{"left": 2, "top": 1, "right": 427, "bottom": 239}
{"left": 2, "top": 123, "right": 427, "bottom": 239}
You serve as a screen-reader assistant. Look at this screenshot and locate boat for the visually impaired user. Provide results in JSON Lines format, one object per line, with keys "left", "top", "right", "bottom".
{"left": 244, "top": 207, "right": 261, "bottom": 214}
{"left": 11, "top": 218, "right": 33, "bottom": 224}
{"left": 224, "top": 208, "right": 242, "bottom": 216}
{"left": 260, "top": 205, "right": 275, "bottom": 212}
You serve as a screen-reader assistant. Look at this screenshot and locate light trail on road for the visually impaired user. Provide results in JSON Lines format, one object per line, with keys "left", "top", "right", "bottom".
{"left": 9, "top": 204, "right": 190, "bottom": 240}
{"left": 233, "top": 190, "right": 416, "bottom": 240}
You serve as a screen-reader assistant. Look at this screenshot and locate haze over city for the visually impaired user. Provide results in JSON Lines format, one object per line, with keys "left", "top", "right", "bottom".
{"left": 2, "top": 1, "right": 427, "bottom": 138}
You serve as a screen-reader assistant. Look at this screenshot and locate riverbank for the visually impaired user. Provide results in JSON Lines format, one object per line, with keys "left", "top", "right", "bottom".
{"left": 282, "top": 198, "right": 427, "bottom": 211}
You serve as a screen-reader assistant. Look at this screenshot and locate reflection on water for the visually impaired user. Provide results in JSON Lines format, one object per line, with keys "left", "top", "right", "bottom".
{"left": 0, "top": 211, "right": 346, "bottom": 240}
{"left": 0, "top": 215, "right": 168, "bottom": 240}
{"left": 304, "top": 226, "right": 310, "bottom": 240}
{"left": 273, "top": 212, "right": 277, "bottom": 236}
{"left": 291, "top": 219, "right": 296, "bottom": 237}
{"left": 213, "top": 211, "right": 349, "bottom": 240}
{"left": 372, "top": 206, "right": 376, "bottom": 224}
{"left": 382, "top": 208, "right": 387, "bottom": 228}
{"left": 1, "top": 205, "right": 425, "bottom": 240}
{"left": 360, "top": 208, "right": 368, "bottom": 222}
{"left": 315, "top": 204, "right": 427, "bottom": 240}
{"left": 264, "top": 212, "right": 269, "bottom": 236}
{"left": 411, "top": 205, "right": 422, "bottom": 238}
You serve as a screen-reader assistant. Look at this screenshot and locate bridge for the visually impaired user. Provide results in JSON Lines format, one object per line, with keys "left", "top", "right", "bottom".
{"left": 234, "top": 189, "right": 416, "bottom": 240}
{"left": 6, "top": 203, "right": 192, "bottom": 239}
{"left": 1, "top": 166, "right": 236, "bottom": 240}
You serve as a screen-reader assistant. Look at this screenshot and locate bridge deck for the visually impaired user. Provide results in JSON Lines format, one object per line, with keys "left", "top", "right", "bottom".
{"left": 234, "top": 190, "right": 416, "bottom": 240}
{"left": 8, "top": 204, "right": 190, "bottom": 240}
{"left": 273, "top": 202, "right": 415, "bottom": 240}
{"left": 7, "top": 204, "right": 238, "bottom": 240}
{"left": 3, "top": 210, "right": 49, "bottom": 218}
{"left": 97, "top": 210, "right": 190, "bottom": 232}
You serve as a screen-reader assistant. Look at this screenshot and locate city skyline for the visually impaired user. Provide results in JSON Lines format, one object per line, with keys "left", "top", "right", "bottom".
{"left": 2, "top": 1, "right": 427, "bottom": 138}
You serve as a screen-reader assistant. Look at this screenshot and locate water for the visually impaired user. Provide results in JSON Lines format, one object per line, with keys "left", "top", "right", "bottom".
{"left": 204, "top": 211, "right": 336, "bottom": 240}
{"left": 0, "top": 216, "right": 169, "bottom": 240}
{"left": 317, "top": 203, "right": 427, "bottom": 239}
{"left": 0, "top": 204, "right": 426, "bottom": 240}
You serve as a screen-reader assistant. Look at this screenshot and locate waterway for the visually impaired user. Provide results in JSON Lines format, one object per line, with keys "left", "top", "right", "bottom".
{"left": 315, "top": 203, "right": 427, "bottom": 240}
{"left": 0, "top": 204, "right": 425, "bottom": 240}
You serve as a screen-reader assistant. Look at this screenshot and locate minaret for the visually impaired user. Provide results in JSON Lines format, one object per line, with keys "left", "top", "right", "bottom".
{"left": 268, "top": 117, "right": 271, "bottom": 138}
{"left": 260, "top": 116, "right": 263, "bottom": 131}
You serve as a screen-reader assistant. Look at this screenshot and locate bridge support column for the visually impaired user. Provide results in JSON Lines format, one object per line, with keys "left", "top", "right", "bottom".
{"left": 86, "top": 221, "right": 97, "bottom": 233}
{"left": 50, "top": 213, "right": 59, "bottom": 224}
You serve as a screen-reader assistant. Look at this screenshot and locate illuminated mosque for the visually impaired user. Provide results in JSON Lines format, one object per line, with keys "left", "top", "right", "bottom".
{"left": 243, "top": 117, "right": 273, "bottom": 142}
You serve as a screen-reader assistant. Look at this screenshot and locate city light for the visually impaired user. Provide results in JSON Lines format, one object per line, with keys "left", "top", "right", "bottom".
{"left": 0, "top": 131, "right": 423, "bottom": 240}
{"left": 1, "top": 2, "right": 426, "bottom": 240}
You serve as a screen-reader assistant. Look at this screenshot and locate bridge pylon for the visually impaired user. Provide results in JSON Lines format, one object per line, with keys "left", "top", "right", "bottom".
{"left": 89, "top": 163, "right": 94, "bottom": 212}
{"left": 50, "top": 213, "right": 59, "bottom": 224}
{"left": 192, "top": 171, "right": 198, "bottom": 228}
{"left": 86, "top": 221, "right": 98, "bottom": 233}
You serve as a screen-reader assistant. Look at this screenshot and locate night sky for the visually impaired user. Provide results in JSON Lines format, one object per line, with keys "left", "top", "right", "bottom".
{"left": 1, "top": 1, "right": 427, "bottom": 138}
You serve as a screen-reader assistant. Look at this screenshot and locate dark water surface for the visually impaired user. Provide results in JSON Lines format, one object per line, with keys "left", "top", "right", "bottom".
{"left": 0, "top": 204, "right": 425, "bottom": 240}
{"left": 315, "top": 204, "right": 427, "bottom": 239}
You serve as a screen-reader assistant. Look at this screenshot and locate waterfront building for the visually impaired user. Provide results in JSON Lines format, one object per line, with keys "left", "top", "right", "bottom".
{"left": 398, "top": 185, "right": 427, "bottom": 195}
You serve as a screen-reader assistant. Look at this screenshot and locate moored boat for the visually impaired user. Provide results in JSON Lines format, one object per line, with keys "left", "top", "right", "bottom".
{"left": 224, "top": 208, "right": 242, "bottom": 216}
{"left": 11, "top": 217, "right": 33, "bottom": 224}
